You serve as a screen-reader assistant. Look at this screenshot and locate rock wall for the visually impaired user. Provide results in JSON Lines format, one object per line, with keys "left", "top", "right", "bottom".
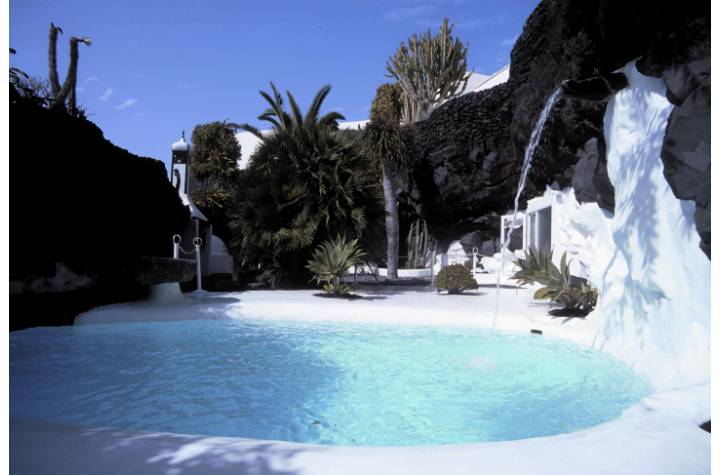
{"left": 10, "top": 86, "right": 190, "bottom": 329}
{"left": 405, "top": 0, "right": 709, "bottom": 257}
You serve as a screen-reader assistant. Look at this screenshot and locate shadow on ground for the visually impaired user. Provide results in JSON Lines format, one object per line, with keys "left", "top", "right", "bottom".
{"left": 11, "top": 419, "right": 319, "bottom": 475}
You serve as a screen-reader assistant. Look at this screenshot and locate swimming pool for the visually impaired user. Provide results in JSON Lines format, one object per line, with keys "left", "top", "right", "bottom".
{"left": 10, "top": 319, "right": 650, "bottom": 446}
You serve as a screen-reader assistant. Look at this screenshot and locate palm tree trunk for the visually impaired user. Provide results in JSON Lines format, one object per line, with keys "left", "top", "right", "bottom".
{"left": 382, "top": 163, "right": 399, "bottom": 279}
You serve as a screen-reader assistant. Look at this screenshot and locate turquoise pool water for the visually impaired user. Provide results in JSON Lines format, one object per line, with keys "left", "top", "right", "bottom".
{"left": 10, "top": 319, "right": 650, "bottom": 446}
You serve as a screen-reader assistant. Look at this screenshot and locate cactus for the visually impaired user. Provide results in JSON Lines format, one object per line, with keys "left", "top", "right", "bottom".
{"left": 386, "top": 18, "right": 470, "bottom": 124}
{"left": 47, "top": 22, "right": 92, "bottom": 115}
{"left": 406, "top": 218, "right": 428, "bottom": 268}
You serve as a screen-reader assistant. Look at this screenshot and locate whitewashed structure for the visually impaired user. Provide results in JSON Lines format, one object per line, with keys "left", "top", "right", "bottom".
{"left": 169, "top": 132, "right": 234, "bottom": 279}
{"left": 499, "top": 193, "right": 555, "bottom": 256}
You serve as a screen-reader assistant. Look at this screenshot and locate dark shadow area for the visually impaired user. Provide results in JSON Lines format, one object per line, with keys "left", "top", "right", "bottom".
{"left": 549, "top": 308, "right": 587, "bottom": 318}
{"left": 11, "top": 419, "right": 317, "bottom": 475}
{"left": 700, "top": 421, "right": 710, "bottom": 433}
{"left": 476, "top": 283, "right": 522, "bottom": 290}
{"left": 182, "top": 274, "right": 247, "bottom": 293}
{"left": 351, "top": 278, "right": 431, "bottom": 287}
{"left": 311, "top": 293, "right": 388, "bottom": 301}
{"left": 351, "top": 284, "right": 435, "bottom": 297}
{"left": 10, "top": 284, "right": 150, "bottom": 331}
{"left": 435, "top": 291, "right": 487, "bottom": 297}
{"left": 186, "top": 295, "right": 243, "bottom": 305}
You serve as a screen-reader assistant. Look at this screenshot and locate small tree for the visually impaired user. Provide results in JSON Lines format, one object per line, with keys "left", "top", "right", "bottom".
{"left": 386, "top": 18, "right": 470, "bottom": 124}
{"left": 435, "top": 263, "right": 478, "bottom": 294}
{"left": 189, "top": 121, "right": 242, "bottom": 240}
{"left": 369, "top": 83, "right": 403, "bottom": 125}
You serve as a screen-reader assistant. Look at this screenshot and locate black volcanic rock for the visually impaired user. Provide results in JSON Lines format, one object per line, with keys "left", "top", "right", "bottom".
{"left": 406, "top": 84, "right": 513, "bottom": 248}
{"left": 560, "top": 73, "right": 628, "bottom": 101}
{"left": 661, "top": 76, "right": 711, "bottom": 257}
{"left": 572, "top": 137, "right": 614, "bottom": 212}
{"left": 404, "top": 0, "right": 710, "bottom": 256}
{"left": 10, "top": 87, "right": 190, "bottom": 327}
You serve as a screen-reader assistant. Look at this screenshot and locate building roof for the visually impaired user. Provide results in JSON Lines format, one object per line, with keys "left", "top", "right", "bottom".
{"left": 172, "top": 131, "right": 190, "bottom": 152}
{"left": 458, "top": 72, "right": 490, "bottom": 95}
{"left": 470, "top": 65, "right": 510, "bottom": 92}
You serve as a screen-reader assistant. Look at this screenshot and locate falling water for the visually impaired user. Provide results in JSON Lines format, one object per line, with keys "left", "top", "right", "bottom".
{"left": 491, "top": 87, "right": 563, "bottom": 331}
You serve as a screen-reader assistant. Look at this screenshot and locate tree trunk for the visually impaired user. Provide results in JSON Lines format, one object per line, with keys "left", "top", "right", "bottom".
{"left": 382, "top": 163, "right": 399, "bottom": 279}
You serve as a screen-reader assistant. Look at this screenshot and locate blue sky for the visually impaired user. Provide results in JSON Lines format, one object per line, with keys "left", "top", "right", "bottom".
{"left": 10, "top": 0, "right": 539, "bottom": 172}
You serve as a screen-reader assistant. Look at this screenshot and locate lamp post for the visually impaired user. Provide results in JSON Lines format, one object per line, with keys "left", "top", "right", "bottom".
{"left": 193, "top": 236, "right": 203, "bottom": 292}
{"left": 472, "top": 247, "right": 479, "bottom": 278}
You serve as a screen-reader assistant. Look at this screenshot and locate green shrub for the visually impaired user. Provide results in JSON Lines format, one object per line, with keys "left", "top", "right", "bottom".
{"left": 512, "top": 249, "right": 598, "bottom": 316}
{"left": 306, "top": 236, "right": 366, "bottom": 296}
{"left": 435, "top": 263, "right": 478, "bottom": 294}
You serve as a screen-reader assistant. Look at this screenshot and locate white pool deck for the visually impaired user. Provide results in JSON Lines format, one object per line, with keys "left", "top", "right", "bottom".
{"left": 11, "top": 280, "right": 711, "bottom": 474}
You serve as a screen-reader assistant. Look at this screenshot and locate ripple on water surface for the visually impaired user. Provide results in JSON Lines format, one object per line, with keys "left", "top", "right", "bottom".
{"left": 10, "top": 319, "right": 651, "bottom": 446}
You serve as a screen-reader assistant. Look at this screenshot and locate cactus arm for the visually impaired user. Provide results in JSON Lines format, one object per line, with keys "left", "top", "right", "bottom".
{"left": 51, "top": 36, "right": 91, "bottom": 113}
{"left": 48, "top": 23, "right": 63, "bottom": 96}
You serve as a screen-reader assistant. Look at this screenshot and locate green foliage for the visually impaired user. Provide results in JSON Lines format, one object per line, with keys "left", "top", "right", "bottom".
{"left": 370, "top": 83, "right": 403, "bottom": 125}
{"left": 257, "top": 262, "right": 285, "bottom": 289}
{"left": 10, "top": 57, "right": 53, "bottom": 108}
{"left": 386, "top": 18, "right": 470, "bottom": 123}
{"left": 511, "top": 249, "right": 599, "bottom": 316}
{"left": 228, "top": 84, "right": 383, "bottom": 284}
{"left": 435, "top": 263, "right": 478, "bottom": 294}
{"left": 306, "top": 236, "right": 366, "bottom": 296}
{"left": 364, "top": 119, "right": 411, "bottom": 174}
{"left": 189, "top": 121, "right": 242, "bottom": 214}
{"left": 511, "top": 247, "right": 563, "bottom": 288}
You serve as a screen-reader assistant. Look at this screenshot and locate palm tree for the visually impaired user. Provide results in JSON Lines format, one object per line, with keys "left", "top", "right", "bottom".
{"left": 232, "top": 83, "right": 382, "bottom": 284}
{"left": 364, "top": 119, "right": 410, "bottom": 279}
{"left": 240, "top": 82, "right": 344, "bottom": 170}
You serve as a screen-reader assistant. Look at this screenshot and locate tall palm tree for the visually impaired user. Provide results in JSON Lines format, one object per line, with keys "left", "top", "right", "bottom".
{"left": 364, "top": 119, "right": 410, "bottom": 279}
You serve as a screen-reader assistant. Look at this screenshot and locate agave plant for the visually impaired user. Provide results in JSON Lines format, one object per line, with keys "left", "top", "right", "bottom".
{"left": 512, "top": 249, "right": 598, "bottom": 316}
{"left": 306, "top": 236, "right": 366, "bottom": 296}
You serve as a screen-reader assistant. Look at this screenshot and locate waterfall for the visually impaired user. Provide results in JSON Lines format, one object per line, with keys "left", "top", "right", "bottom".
{"left": 491, "top": 87, "right": 562, "bottom": 331}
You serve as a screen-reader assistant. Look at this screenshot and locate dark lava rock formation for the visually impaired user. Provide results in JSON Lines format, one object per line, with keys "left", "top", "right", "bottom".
{"left": 404, "top": 0, "right": 710, "bottom": 257}
{"left": 10, "top": 86, "right": 190, "bottom": 329}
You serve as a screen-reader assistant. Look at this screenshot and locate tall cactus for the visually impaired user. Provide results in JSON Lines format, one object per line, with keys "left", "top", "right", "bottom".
{"left": 48, "top": 23, "right": 63, "bottom": 97}
{"left": 47, "top": 23, "right": 92, "bottom": 115}
{"left": 386, "top": 18, "right": 470, "bottom": 124}
{"left": 406, "top": 218, "right": 428, "bottom": 268}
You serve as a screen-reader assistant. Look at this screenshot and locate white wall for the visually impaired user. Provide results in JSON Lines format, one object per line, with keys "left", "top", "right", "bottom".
{"left": 534, "top": 62, "right": 710, "bottom": 391}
